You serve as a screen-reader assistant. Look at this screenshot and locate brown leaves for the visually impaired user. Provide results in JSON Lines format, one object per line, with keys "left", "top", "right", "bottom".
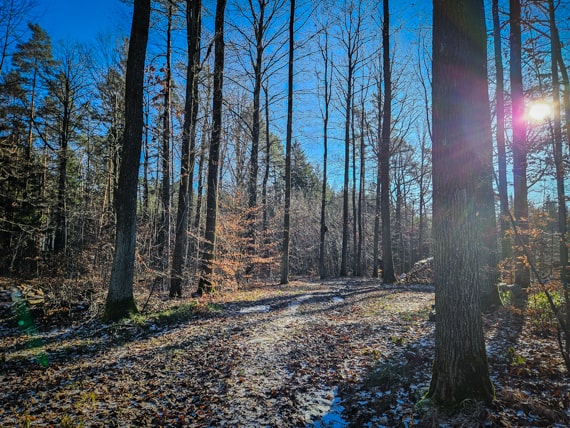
{"left": 1, "top": 279, "right": 569, "bottom": 426}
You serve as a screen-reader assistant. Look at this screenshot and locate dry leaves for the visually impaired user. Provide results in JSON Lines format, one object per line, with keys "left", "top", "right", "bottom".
{"left": 1, "top": 278, "right": 568, "bottom": 427}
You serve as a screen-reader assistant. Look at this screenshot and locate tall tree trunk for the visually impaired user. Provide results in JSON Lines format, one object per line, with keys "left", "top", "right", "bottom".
{"left": 340, "top": 59, "right": 353, "bottom": 277}
{"left": 280, "top": 0, "right": 294, "bottom": 285}
{"left": 510, "top": 0, "right": 530, "bottom": 289}
{"left": 105, "top": 0, "right": 151, "bottom": 321}
{"left": 492, "top": 0, "right": 511, "bottom": 261}
{"left": 54, "top": 78, "right": 71, "bottom": 254}
{"left": 351, "top": 98, "right": 357, "bottom": 274}
{"left": 418, "top": 132, "right": 427, "bottom": 260}
{"left": 380, "top": 0, "right": 396, "bottom": 284}
{"left": 142, "top": 97, "right": 150, "bottom": 216}
{"left": 248, "top": 2, "right": 266, "bottom": 251}
{"left": 319, "top": 32, "right": 331, "bottom": 279}
{"left": 548, "top": 0, "right": 568, "bottom": 288}
{"left": 357, "top": 99, "right": 366, "bottom": 276}
{"left": 428, "top": 0, "right": 494, "bottom": 405}
{"left": 196, "top": 0, "right": 226, "bottom": 296}
{"left": 262, "top": 83, "right": 271, "bottom": 239}
{"left": 170, "top": 0, "right": 202, "bottom": 298}
{"left": 373, "top": 88, "right": 382, "bottom": 279}
{"left": 159, "top": 0, "right": 174, "bottom": 272}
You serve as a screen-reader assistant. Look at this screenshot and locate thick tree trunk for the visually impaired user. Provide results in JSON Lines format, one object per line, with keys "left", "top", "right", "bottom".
{"left": 196, "top": 0, "right": 226, "bottom": 295}
{"left": 428, "top": 0, "right": 494, "bottom": 405}
{"left": 104, "top": 0, "right": 151, "bottom": 321}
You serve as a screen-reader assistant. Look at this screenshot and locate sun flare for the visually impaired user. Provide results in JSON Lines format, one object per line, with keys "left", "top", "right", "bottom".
{"left": 527, "top": 101, "right": 551, "bottom": 122}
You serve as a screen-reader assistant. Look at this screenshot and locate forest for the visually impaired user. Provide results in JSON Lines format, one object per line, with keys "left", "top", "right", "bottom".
{"left": 1, "top": 0, "right": 569, "bottom": 426}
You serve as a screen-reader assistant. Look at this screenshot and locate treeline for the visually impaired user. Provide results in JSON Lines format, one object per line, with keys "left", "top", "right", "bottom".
{"left": 0, "top": 0, "right": 567, "bottom": 301}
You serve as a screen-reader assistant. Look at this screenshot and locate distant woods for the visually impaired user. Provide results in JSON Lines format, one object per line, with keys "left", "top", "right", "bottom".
{"left": 0, "top": 0, "right": 567, "bottom": 304}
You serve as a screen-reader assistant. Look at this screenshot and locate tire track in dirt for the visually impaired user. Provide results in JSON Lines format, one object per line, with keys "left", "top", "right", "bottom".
{"left": 223, "top": 288, "right": 345, "bottom": 426}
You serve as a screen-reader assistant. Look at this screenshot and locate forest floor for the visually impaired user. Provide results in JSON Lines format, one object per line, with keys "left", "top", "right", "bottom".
{"left": 1, "top": 277, "right": 569, "bottom": 427}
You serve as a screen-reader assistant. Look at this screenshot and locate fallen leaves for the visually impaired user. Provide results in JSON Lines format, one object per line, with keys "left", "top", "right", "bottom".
{"left": 0, "top": 278, "right": 569, "bottom": 426}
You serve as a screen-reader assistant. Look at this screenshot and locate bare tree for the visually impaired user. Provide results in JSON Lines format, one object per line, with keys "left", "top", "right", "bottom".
{"left": 510, "top": 0, "right": 530, "bottom": 290}
{"left": 380, "top": 0, "right": 396, "bottom": 283}
{"left": 492, "top": 0, "right": 510, "bottom": 261}
{"left": 338, "top": 0, "right": 364, "bottom": 277}
{"left": 548, "top": 0, "right": 568, "bottom": 288}
{"left": 0, "top": 0, "right": 36, "bottom": 74}
{"left": 196, "top": 0, "right": 227, "bottom": 296}
{"left": 318, "top": 29, "right": 332, "bottom": 279}
{"left": 170, "top": 0, "right": 202, "bottom": 297}
{"left": 105, "top": 0, "right": 151, "bottom": 321}
{"left": 280, "top": 0, "right": 295, "bottom": 285}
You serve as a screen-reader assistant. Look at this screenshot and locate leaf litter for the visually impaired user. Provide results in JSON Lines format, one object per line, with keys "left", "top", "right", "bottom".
{"left": 0, "top": 278, "right": 568, "bottom": 427}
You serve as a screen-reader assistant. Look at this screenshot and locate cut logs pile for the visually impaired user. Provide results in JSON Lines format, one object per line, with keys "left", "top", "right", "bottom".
{"left": 400, "top": 257, "right": 434, "bottom": 285}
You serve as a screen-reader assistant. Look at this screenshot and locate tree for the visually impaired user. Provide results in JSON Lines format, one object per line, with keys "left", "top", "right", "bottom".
{"left": 427, "top": 0, "right": 494, "bottom": 405}
{"left": 548, "top": 0, "right": 568, "bottom": 289}
{"left": 280, "top": 0, "right": 295, "bottom": 285}
{"left": 195, "top": 0, "right": 227, "bottom": 296}
{"left": 105, "top": 0, "right": 151, "bottom": 321}
{"left": 0, "top": 0, "right": 36, "bottom": 75}
{"left": 10, "top": 23, "right": 55, "bottom": 161}
{"left": 41, "top": 43, "right": 89, "bottom": 254}
{"left": 318, "top": 29, "right": 332, "bottom": 279}
{"left": 492, "top": 0, "right": 510, "bottom": 261}
{"left": 380, "top": 0, "right": 396, "bottom": 283}
{"left": 339, "top": 0, "right": 364, "bottom": 277}
{"left": 510, "top": 0, "right": 530, "bottom": 289}
{"left": 170, "top": 0, "right": 202, "bottom": 298}
{"left": 157, "top": 0, "right": 175, "bottom": 273}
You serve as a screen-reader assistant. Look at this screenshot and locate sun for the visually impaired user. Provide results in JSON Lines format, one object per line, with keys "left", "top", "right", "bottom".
{"left": 526, "top": 101, "right": 551, "bottom": 122}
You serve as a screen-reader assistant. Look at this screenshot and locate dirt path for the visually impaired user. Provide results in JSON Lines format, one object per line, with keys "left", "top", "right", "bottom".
{"left": 1, "top": 279, "right": 436, "bottom": 426}
{"left": 3, "top": 278, "right": 567, "bottom": 427}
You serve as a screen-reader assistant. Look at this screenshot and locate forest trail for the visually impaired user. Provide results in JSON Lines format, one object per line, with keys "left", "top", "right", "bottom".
{"left": 1, "top": 279, "right": 436, "bottom": 426}
{"left": 1, "top": 278, "right": 568, "bottom": 426}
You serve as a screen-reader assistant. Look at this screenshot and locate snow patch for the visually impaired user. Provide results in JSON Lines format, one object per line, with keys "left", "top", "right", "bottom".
{"left": 239, "top": 305, "right": 271, "bottom": 314}
{"left": 310, "top": 387, "right": 348, "bottom": 427}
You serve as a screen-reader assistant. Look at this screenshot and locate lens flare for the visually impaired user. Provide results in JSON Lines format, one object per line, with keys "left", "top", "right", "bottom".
{"left": 526, "top": 101, "right": 551, "bottom": 122}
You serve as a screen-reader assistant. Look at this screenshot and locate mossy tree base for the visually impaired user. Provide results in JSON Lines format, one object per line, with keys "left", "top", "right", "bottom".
{"left": 104, "top": 298, "right": 138, "bottom": 322}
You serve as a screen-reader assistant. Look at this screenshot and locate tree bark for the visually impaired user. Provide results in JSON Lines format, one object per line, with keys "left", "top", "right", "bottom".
{"left": 319, "top": 31, "right": 331, "bottom": 279}
{"left": 170, "top": 0, "right": 202, "bottom": 298}
{"left": 510, "top": 0, "right": 530, "bottom": 289}
{"left": 428, "top": 0, "right": 494, "bottom": 405}
{"left": 492, "top": 0, "right": 511, "bottom": 262}
{"left": 196, "top": 0, "right": 226, "bottom": 295}
{"left": 104, "top": 0, "right": 151, "bottom": 321}
{"left": 380, "top": 0, "right": 396, "bottom": 284}
{"left": 548, "top": 0, "right": 568, "bottom": 288}
{"left": 159, "top": 0, "right": 173, "bottom": 272}
{"left": 280, "top": 0, "right": 294, "bottom": 285}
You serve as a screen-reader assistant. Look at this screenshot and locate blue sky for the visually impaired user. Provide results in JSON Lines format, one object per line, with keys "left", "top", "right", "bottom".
{"left": 37, "top": 0, "right": 131, "bottom": 44}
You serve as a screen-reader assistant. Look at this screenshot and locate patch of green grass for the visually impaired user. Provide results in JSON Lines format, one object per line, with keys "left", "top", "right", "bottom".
{"left": 129, "top": 301, "right": 224, "bottom": 327}
{"left": 366, "top": 361, "right": 411, "bottom": 388}
{"left": 401, "top": 306, "right": 432, "bottom": 322}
